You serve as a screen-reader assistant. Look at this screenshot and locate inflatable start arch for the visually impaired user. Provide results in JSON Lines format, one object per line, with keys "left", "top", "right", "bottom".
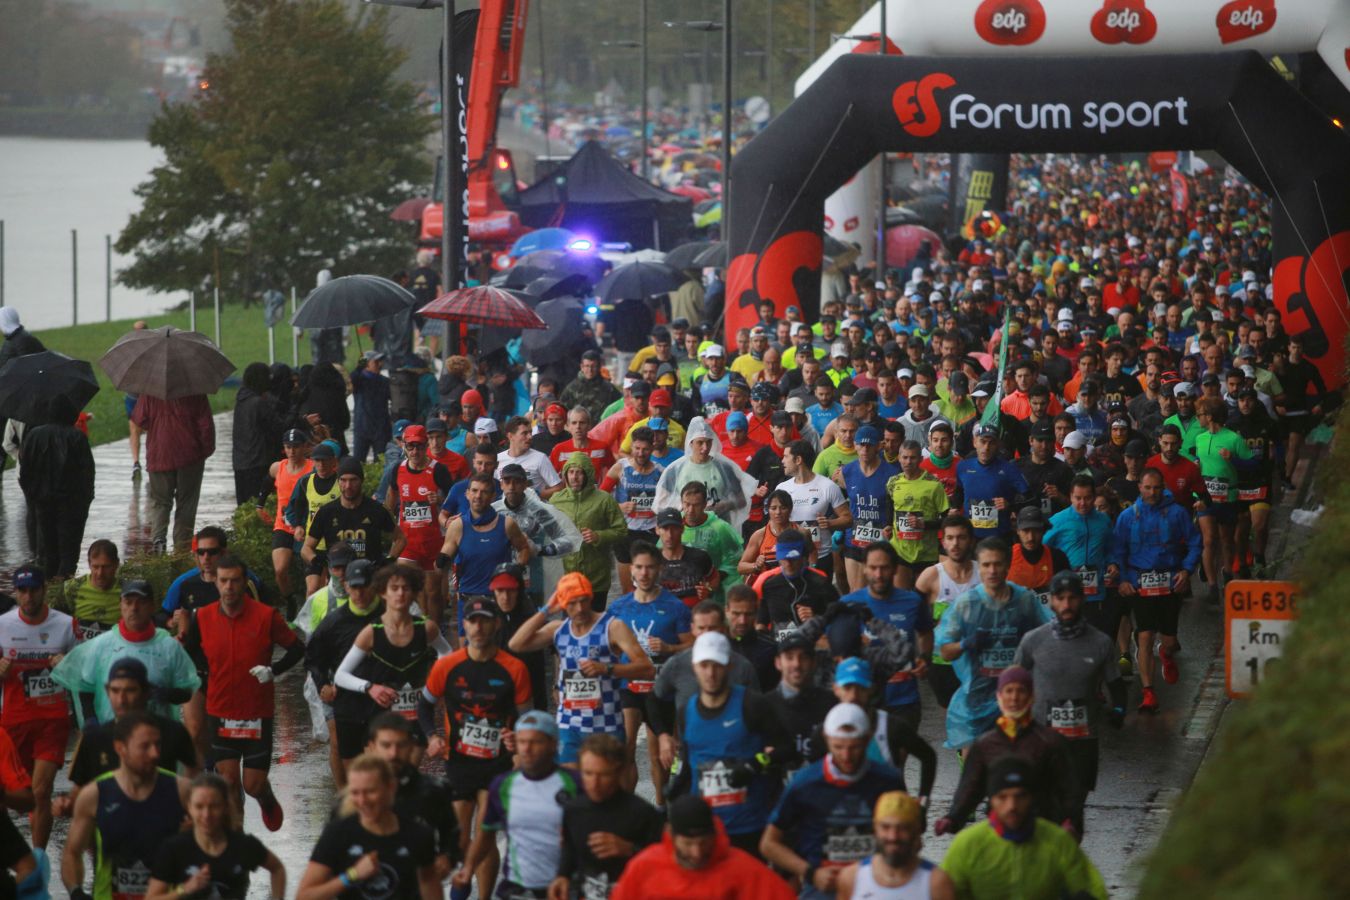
{"left": 727, "top": 51, "right": 1350, "bottom": 389}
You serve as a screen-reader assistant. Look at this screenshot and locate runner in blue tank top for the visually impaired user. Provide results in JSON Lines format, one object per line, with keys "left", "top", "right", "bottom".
{"left": 437, "top": 474, "right": 531, "bottom": 635}
{"left": 835, "top": 425, "right": 900, "bottom": 591}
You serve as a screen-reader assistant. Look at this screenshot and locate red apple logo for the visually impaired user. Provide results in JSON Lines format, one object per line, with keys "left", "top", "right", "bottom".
{"left": 1216, "top": 0, "right": 1277, "bottom": 44}
{"left": 974, "top": 0, "right": 1047, "bottom": 46}
{"left": 1091, "top": 0, "right": 1157, "bottom": 45}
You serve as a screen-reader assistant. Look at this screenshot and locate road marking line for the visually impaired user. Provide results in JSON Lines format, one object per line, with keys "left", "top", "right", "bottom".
{"left": 1183, "top": 658, "right": 1227, "bottom": 741}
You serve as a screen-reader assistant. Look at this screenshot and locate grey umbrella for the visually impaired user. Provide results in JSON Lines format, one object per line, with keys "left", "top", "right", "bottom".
{"left": 521, "top": 296, "right": 586, "bottom": 367}
{"left": 290, "top": 274, "right": 415, "bottom": 328}
{"left": 98, "top": 326, "right": 235, "bottom": 399}
{"left": 663, "top": 240, "right": 718, "bottom": 271}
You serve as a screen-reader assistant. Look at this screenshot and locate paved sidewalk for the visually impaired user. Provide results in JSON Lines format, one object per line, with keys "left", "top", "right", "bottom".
{"left": 0, "top": 410, "right": 240, "bottom": 577}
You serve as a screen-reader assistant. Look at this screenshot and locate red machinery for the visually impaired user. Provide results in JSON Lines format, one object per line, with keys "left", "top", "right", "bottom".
{"left": 419, "top": 0, "right": 532, "bottom": 253}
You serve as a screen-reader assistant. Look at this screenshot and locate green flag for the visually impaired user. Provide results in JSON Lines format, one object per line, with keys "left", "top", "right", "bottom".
{"left": 981, "top": 304, "right": 1013, "bottom": 427}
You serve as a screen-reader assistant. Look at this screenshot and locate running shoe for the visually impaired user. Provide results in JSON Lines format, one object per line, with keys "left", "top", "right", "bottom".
{"left": 1118, "top": 654, "right": 1134, "bottom": 678}
{"left": 1138, "top": 687, "right": 1159, "bottom": 713}
{"left": 449, "top": 883, "right": 472, "bottom": 900}
{"left": 260, "top": 794, "right": 285, "bottom": 832}
{"left": 132, "top": 462, "right": 142, "bottom": 480}
{"left": 1159, "top": 645, "right": 1179, "bottom": 684}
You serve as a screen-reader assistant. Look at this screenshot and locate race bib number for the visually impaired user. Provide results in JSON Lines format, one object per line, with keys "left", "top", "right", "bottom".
{"left": 1238, "top": 485, "right": 1267, "bottom": 502}
{"left": 392, "top": 684, "right": 420, "bottom": 720}
{"left": 1139, "top": 570, "right": 1172, "bottom": 598}
{"left": 1205, "top": 476, "right": 1230, "bottom": 502}
{"left": 217, "top": 718, "right": 262, "bottom": 740}
{"left": 633, "top": 494, "right": 655, "bottom": 516}
{"left": 582, "top": 874, "right": 612, "bottom": 900}
{"left": 775, "top": 625, "right": 800, "bottom": 645}
{"left": 402, "top": 501, "right": 432, "bottom": 525}
{"left": 1040, "top": 495, "right": 1054, "bottom": 515}
{"left": 852, "top": 522, "right": 885, "bottom": 546}
{"left": 1049, "top": 699, "right": 1090, "bottom": 739}
{"left": 1076, "top": 567, "right": 1101, "bottom": 597}
{"left": 112, "top": 860, "right": 152, "bottom": 900}
{"left": 563, "top": 672, "right": 602, "bottom": 710}
{"left": 798, "top": 523, "right": 822, "bottom": 546}
{"left": 1036, "top": 590, "right": 1051, "bottom": 606}
{"left": 824, "top": 828, "right": 875, "bottom": 864}
{"left": 978, "top": 645, "right": 1016, "bottom": 677}
{"left": 969, "top": 501, "right": 998, "bottom": 531}
{"left": 455, "top": 716, "right": 502, "bottom": 759}
{"left": 21, "top": 669, "right": 60, "bottom": 700}
{"left": 77, "top": 621, "right": 110, "bottom": 642}
{"left": 697, "top": 761, "right": 747, "bottom": 807}
{"left": 895, "top": 513, "right": 924, "bottom": 542}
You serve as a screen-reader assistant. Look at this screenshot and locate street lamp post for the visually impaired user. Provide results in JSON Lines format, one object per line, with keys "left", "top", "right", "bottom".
{"left": 877, "top": 0, "right": 887, "bottom": 280}
{"left": 664, "top": 15, "right": 732, "bottom": 239}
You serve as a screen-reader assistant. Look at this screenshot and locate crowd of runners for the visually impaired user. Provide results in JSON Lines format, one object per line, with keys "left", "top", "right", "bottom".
{"left": 0, "top": 155, "right": 1333, "bottom": 899}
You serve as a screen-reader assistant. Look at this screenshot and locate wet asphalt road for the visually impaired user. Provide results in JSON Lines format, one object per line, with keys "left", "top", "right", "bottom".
{"left": 0, "top": 416, "right": 1311, "bottom": 897}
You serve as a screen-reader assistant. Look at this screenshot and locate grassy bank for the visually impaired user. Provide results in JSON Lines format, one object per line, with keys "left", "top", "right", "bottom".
{"left": 30, "top": 302, "right": 364, "bottom": 448}
{"left": 1138, "top": 413, "right": 1348, "bottom": 897}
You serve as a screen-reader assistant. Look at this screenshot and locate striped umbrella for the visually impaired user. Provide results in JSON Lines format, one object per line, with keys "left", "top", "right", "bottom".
{"left": 419, "top": 286, "right": 547, "bottom": 329}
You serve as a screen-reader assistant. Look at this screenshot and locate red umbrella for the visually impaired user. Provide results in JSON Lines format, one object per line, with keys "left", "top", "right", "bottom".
{"left": 885, "top": 225, "right": 943, "bottom": 266}
{"left": 390, "top": 197, "right": 432, "bottom": 222}
{"left": 671, "top": 184, "right": 712, "bottom": 203}
{"left": 420, "top": 286, "right": 547, "bottom": 329}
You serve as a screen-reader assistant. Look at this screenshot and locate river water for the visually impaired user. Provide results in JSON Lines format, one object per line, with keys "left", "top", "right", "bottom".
{"left": 0, "top": 137, "right": 181, "bottom": 329}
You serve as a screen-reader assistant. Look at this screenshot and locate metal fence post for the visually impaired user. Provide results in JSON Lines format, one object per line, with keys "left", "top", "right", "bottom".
{"left": 189, "top": 291, "right": 196, "bottom": 332}
{"left": 71, "top": 229, "right": 78, "bottom": 325}
{"left": 0, "top": 220, "right": 6, "bottom": 306}
{"left": 291, "top": 287, "right": 299, "bottom": 366}
{"left": 213, "top": 287, "right": 221, "bottom": 346}
{"left": 268, "top": 324, "right": 276, "bottom": 365}
{"left": 105, "top": 234, "right": 112, "bottom": 322}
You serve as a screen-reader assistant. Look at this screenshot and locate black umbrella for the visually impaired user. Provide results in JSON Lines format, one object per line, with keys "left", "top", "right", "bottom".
{"left": 692, "top": 241, "right": 728, "bottom": 268}
{"left": 594, "top": 261, "right": 688, "bottom": 303}
{"left": 664, "top": 240, "right": 718, "bottom": 271}
{"left": 500, "top": 264, "right": 553, "bottom": 289}
{"left": 521, "top": 296, "right": 586, "bottom": 367}
{"left": 525, "top": 273, "right": 590, "bottom": 301}
{"left": 290, "top": 274, "right": 415, "bottom": 328}
{"left": 0, "top": 351, "right": 99, "bottom": 424}
{"left": 515, "top": 250, "right": 608, "bottom": 282}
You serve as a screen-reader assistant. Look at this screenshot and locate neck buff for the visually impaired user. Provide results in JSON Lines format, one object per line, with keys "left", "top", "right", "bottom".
{"left": 1052, "top": 616, "right": 1086, "bottom": 640}
{"left": 119, "top": 620, "right": 156, "bottom": 642}
{"left": 989, "top": 810, "right": 1035, "bottom": 844}
{"left": 928, "top": 452, "right": 954, "bottom": 469}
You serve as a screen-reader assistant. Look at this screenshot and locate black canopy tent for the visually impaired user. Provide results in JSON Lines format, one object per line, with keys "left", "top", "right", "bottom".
{"left": 514, "top": 141, "right": 694, "bottom": 250}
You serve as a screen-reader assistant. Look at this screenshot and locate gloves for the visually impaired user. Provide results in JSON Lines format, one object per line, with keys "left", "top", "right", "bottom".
{"left": 249, "top": 665, "right": 275, "bottom": 684}
{"left": 306, "top": 557, "right": 325, "bottom": 576}
{"left": 821, "top": 602, "right": 846, "bottom": 625}
{"left": 540, "top": 542, "right": 560, "bottom": 557}
{"left": 1108, "top": 707, "right": 1126, "bottom": 729}
{"left": 933, "top": 817, "right": 956, "bottom": 836}
{"left": 435, "top": 553, "right": 452, "bottom": 570}
{"left": 960, "top": 630, "right": 994, "bottom": 654}
{"left": 726, "top": 760, "right": 762, "bottom": 789}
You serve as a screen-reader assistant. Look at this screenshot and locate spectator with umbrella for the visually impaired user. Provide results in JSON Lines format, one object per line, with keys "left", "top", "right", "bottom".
{"left": 101, "top": 326, "right": 232, "bottom": 554}
{"left": 351, "top": 351, "right": 393, "bottom": 463}
{"left": 298, "top": 363, "right": 351, "bottom": 454}
{"left": 19, "top": 395, "right": 95, "bottom": 580}
{"left": 233, "top": 362, "right": 289, "bottom": 507}
{"left": 0, "top": 306, "right": 46, "bottom": 482}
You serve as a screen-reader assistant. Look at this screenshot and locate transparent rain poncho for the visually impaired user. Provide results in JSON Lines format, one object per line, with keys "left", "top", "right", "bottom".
{"left": 653, "top": 416, "right": 760, "bottom": 531}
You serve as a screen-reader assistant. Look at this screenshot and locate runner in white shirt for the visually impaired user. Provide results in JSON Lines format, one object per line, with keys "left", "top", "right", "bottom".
{"left": 775, "top": 439, "right": 851, "bottom": 582}
{"left": 498, "top": 416, "right": 562, "bottom": 499}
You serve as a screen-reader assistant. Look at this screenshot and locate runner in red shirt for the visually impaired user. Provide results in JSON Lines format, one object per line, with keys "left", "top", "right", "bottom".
{"left": 920, "top": 422, "right": 961, "bottom": 503}
{"left": 183, "top": 553, "right": 303, "bottom": 831}
{"left": 1148, "top": 425, "right": 1206, "bottom": 510}
{"left": 427, "top": 418, "right": 470, "bottom": 480}
{"left": 388, "top": 424, "right": 455, "bottom": 623}
{"left": 551, "top": 407, "right": 616, "bottom": 477}
{"left": 0, "top": 565, "right": 77, "bottom": 848}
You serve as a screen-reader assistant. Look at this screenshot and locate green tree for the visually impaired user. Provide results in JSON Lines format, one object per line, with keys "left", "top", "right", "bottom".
{"left": 116, "top": 0, "right": 434, "bottom": 301}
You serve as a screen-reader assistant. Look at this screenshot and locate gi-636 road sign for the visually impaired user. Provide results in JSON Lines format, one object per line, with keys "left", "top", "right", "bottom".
{"left": 1224, "top": 579, "right": 1299, "bottom": 699}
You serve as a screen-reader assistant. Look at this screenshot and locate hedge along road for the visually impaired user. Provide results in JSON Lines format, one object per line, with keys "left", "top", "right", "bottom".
{"left": 0, "top": 410, "right": 1315, "bottom": 897}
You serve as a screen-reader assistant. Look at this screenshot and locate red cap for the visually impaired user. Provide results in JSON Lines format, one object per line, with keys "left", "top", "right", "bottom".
{"left": 490, "top": 572, "right": 521, "bottom": 591}
{"left": 401, "top": 424, "right": 427, "bottom": 444}
{"left": 545, "top": 403, "right": 567, "bottom": 417}
{"left": 462, "top": 389, "right": 484, "bottom": 407}
{"left": 650, "top": 388, "right": 673, "bottom": 408}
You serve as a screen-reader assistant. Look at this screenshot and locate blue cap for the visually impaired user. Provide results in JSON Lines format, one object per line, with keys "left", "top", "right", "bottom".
{"left": 12, "top": 566, "right": 44, "bottom": 589}
{"left": 855, "top": 425, "right": 880, "bottom": 446}
{"left": 393, "top": 418, "right": 413, "bottom": 438}
{"left": 647, "top": 417, "right": 669, "bottom": 432}
{"left": 726, "top": 411, "right": 748, "bottom": 430}
{"left": 835, "top": 657, "right": 873, "bottom": 688}
{"left": 777, "top": 538, "right": 806, "bottom": 561}
{"left": 515, "top": 710, "right": 559, "bottom": 740}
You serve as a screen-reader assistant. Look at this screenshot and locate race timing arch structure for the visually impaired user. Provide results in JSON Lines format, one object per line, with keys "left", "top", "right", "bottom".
{"left": 725, "top": 51, "right": 1350, "bottom": 390}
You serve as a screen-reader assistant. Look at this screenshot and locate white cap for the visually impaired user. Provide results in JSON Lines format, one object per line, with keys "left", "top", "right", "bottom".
{"left": 1240, "top": 364, "right": 1256, "bottom": 378}
{"left": 1106, "top": 306, "right": 1121, "bottom": 317}
{"left": 1056, "top": 319, "right": 1075, "bottom": 332}
{"left": 1215, "top": 284, "right": 1228, "bottom": 295}
{"left": 1127, "top": 236, "right": 1141, "bottom": 248}
{"left": 703, "top": 343, "right": 725, "bottom": 358}
{"left": 1079, "top": 276, "right": 1095, "bottom": 289}
{"left": 874, "top": 280, "right": 887, "bottom": 291}
{"left": 911, "top": 267, "right": 924, "bottom": 281}
{"left": 970, "top": 279, "right": 985, "bottom": 293}
{"left": 1243, "top": 270, "right": 1258, "bottom": 283}
{"left": 474, "top": 417, "right": 498, "bottom": 435}
{"left": 897, "top": 367, "right": 915, "bottom": 379}
{"left": 823, "top": 703, "right": 872, "bottom": 739}
{"left": 908, "top": 384, "right": 930, "bottom": 399}
{"left": 784, "top": 397, "right": 806, "bottom": 414}
{"left": 1057, "top": 308, "right": 1075, "bottom": 322}
{"left": 692, "top": 632, "right": 731, "bottom": 666}
{"left": 1203, "top": 236, "right": 1215, "bottom": 248}
{"left": 1173, "top": 381, "right": 1195, "bottom": 397}
{"left": 929, "top": 290, "right": 945, "bottom": 303}
{"left": 831, "top": 342, "right": 850, "bottom": 358}
{"left": 1063, "top": 431, "right": 1088, "bottom": 450}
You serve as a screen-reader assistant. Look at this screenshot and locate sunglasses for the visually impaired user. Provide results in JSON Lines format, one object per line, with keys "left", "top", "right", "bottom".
{"left": 196, "top": 547, "right": 223, "bottom": 557}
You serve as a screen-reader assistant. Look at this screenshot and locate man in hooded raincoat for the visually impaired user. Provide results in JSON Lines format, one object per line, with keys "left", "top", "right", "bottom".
{"left": 551, "top": 451, "right": 628, "bottom": 607}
